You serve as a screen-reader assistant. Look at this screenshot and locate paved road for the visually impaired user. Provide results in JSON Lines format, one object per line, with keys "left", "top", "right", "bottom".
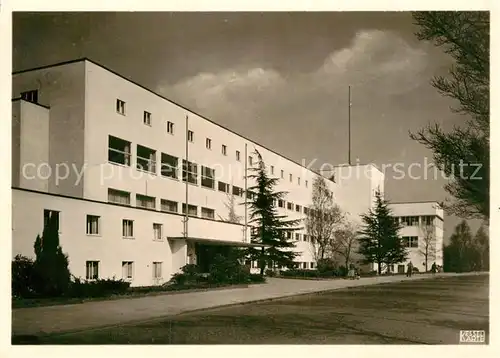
{"left": 32, "top": 274, "right": 489, "bottom": 344}
{"left": 12, "top": 272, "right": 485, "bottom": 338}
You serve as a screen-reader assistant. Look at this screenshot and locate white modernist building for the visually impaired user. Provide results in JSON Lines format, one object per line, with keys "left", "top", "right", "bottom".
{"left": 11, "top": 58, "right": 442, "bottom": 286}
{"left": 388, "top": 201, "right": 444, "bottom": 272}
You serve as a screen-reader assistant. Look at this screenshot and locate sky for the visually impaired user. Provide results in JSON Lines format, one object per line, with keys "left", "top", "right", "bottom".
{"left": 12, "top": 11, "right": 485, "bottom": 241}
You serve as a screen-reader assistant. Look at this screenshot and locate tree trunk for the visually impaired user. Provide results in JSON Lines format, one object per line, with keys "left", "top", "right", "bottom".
{"left": 260, "top": 246, "right": 265, "bottom": 275}
{"left": 377, "top": 261, "right": 382, "bottom": 275}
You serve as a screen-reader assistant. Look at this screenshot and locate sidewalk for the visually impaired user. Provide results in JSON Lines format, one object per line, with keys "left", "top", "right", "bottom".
{"left": 11, "top": 272, "right": 485, "bottom": 336}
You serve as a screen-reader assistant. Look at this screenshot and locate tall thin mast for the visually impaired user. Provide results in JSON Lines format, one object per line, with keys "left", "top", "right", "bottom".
{"left": 348, "top": 85, "right": 352, "bottom": 166}
{"left": 184, "top": 115, "right": 189, "bottom": 241}
{"left": 244, "top": 143, "right": 248, "bottom": 242}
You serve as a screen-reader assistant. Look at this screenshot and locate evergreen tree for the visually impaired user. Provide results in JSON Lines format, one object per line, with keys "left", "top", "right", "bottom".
{"left": 444, "top": 220, "right": 486, "bottom": 272}
{"left": 357, "top": 190, "right": 407, "bottom": 274}
{"left": 411, "top": 12, "right": 489, "bottom": 220}
{"left": 245, "top": 149, "right": 301, "bottom": 274}
{"left": 33, "top": 212, "right": 71, "bottom": 297}
{"left": 474, "top": 225, "right": 489, "bottom": 271}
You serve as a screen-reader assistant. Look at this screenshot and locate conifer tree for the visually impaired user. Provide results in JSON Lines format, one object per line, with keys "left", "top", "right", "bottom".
{"left": 357, "top": 190, "right": 407, "bottom": 274}
{"left": 245, "top": 149, "right": 301, "bottom": 274}
{"left": 33, "top": 212, "right": 71, "bottom": 296}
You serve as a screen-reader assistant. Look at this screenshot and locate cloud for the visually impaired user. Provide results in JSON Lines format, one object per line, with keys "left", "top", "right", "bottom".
{"left": 157, "top": 30, "right": 430, "bottom": 122}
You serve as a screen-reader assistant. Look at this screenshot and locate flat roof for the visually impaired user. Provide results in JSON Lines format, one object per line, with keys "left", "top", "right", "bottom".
{"left": 13, "top": 58, "right": 335, "bottom": 183}
{"left": 168, "top": 237, "right": 269, "bottom": 248}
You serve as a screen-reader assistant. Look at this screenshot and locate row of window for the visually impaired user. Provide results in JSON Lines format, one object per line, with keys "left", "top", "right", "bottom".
{"left": 86, "top": 260, "right": 163, "bottom": 281}
{"left": 108, "top": 187, "right": 308, "bottom": 220}
{"left": 113, "top": 103, "right": 312, "bottom": 187}
{"left": 394, "top": 215, "right": 435, "bottom": 226}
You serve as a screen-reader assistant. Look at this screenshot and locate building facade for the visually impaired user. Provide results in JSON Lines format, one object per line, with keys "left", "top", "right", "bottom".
{"left": 11, "top": 58, "right": 442, "bottom": 286}
{"left": 388, "top": 202, "right": 445, "bottom": 273}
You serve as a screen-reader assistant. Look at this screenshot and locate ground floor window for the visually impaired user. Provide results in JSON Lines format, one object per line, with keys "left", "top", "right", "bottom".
{"left": 86, "top": 261, "right": 99, "bottom": 280}
{"left": 122, "top": 261, "right": 134, "bottom": 280}
{"left": 153, "top": 262, "right": 162, "bottom": 279}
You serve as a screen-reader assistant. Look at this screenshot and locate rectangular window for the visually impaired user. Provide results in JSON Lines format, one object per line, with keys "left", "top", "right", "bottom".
{"left": 248, "top": 156, "right": 253, "bottom": 166}
{"left": 281, "top": 170, "right": 284, "bottom": 179}
{"left": 182, "top": 159, "right": 198, "bottom": 185}
{"left": 161, "top": 199, "right": 178, "bottom": 213}
{"left": 303, "top": 234, "right": 308, "bottom": 242}
{"left": 136, "top": 194, "right": 156, "bottom": 209}
{"left": 161, "top": 153, "right": 178, "bottom": 179}
{"left": 43, "top": 209, "right": 60, "bottom": 231}
{"left": 21, "top": 89, "right": 38, "bottom": 103}
{"left": 122, "top": 261, "right": 133, "bottom": 280}
{"left": 295, "top": 204, "right": 301, "bottom": 213}
{"left": 305, "top": 180, "right": 308, "bottom": 188}
{"left": 222, "top": 145, "right": 227, "bottom": 156}
{"left": 246, "top": 190, "right": 256, "bottom": 200}
{"left": 153, "top": 223, "right": 163, "bottom": 241}
{"left": 218, "top": 181, "right": 230, "bottom": 193}
{"left": 302, "top": 262, "right": 307, "bottom": 269}
{"left": 393, "top": 216, "right": 400, "bottom": 225}
{"left": 206, "top": 138, "right": 212, "bottom": 149}
{"left": 410, "top": 216, "right": 419, "bottom": 226}
{"left": 289, "top": 173, "right": 293, "bottom": 182}
{"left": 270, "top": 166, "right": 275, "bottom": 175}
{"left": 136, "top": 144, "right": 156, "bottom": 173}
{"left": 167, "top": 121, "right": 175, "bottom": 134}
{"left": 153, "top": 262, "right": 162, "bottom": 279}
{"left": 298, "top": 177, "right": 301, "bottom": 185}
{"left": 278, "top": 199, "right": 285, "bottom": 208}
{"left": 232, "top": 185, "right": 244, "bottom": 197}
{"left": 116, "top": 99, "right": 125, "bottom": 115}
{"left": 236, "top": 150, "right": 241, "bottom": 161}
{"left": 86, "top": 261, "right": 99, "bottom": 280}
{"left": 286, "top": 231, "right": 292, "bottom": 239}
{"left": 187, "top": 130, "right": 194, "bottom": 142}
{"left": 402, "top": 236, "right": 419, "bottom": 248}
{"left": 143, "top": 111, "right": 152, "bottom": 126}
{"left": 295, "top": 233, "right": 301, "bottom": 241}
{"left": 108, "top": 135, "right": 131, "bottom": 166}
{"left": 287, "top": 202, "right": 293, "bottom": 210}
{"left": 86, "top": 215, "right": 100, "bottom": 235}
{"left": 201, "top": 207, "right": 215, "bottom": 219}
{"left": 201, "top": 166, "right": 215, "bottom": 189}
{"left": 422, "top": 215, "right": 434, "bottom": 226}
{"left": 108, "top": 188, "right": 131, "bottom": 206}
{"left": 304, "top": 207, "right": 309, "bottom": 215}
{"left": 310, "top": 262, "right": 315, "bottom": 269}
{"left": 122, "top": 219, "right": 134, "bottom": 238}
{"left": 182, "top": 204, "right": 198, "bottom": 217}
{"left": 182, "top": 160, "right": 198, "bottom": 185}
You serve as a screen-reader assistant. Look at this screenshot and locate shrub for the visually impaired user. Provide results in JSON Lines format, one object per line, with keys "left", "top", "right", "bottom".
{"left": 70, "top": 277, "right": 131, "bottom": 298}
{"left": 265, "top": 269, "right": 277, "bottom": 277}
{"left": 249, "top": 274, "right": 266, "bottom": 283}
{"left": 208, "top": 253, "right": 250, "bottom": 284}
{"left": 316, "top": 258, "right": 337, "bottom": 274}
{"left": 169, "top": 264, "right": 204, "bottom": 286}
{"left": 12, "top": 255, "right": 38, "bottom": 298}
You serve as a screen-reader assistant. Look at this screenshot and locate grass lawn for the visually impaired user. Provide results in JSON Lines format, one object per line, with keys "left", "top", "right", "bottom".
{"left": 24, "top": 274, "right": 489, "bottom": 345}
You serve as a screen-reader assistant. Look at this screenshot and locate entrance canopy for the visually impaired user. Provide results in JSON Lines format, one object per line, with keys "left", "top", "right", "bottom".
{"left": 168, "top": 236, "right": 269, "bottom": 248}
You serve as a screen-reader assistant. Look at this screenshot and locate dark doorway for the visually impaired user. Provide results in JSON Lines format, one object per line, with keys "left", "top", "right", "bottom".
{"left": 195, "top": 243, "right": 232, "bottom": 273}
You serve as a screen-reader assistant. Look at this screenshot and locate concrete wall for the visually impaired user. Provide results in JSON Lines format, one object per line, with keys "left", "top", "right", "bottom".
{"left": 12, "top": 188, "right": 245, "bottom": 286}
{"left": 12, "top": 62, "right": 87, "bottom": 198}
{"left": 12, "top": 100, "right": 50, "bottom": 192}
